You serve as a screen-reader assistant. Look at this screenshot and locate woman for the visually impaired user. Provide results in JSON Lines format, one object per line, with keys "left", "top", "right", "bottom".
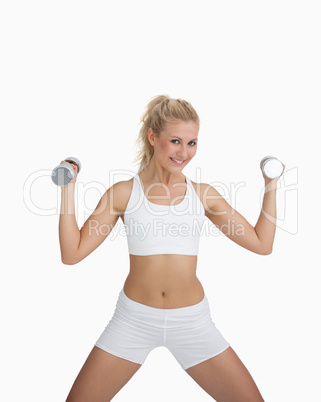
{"left": 62, "top": 95, "right": 278, "bottom": 401}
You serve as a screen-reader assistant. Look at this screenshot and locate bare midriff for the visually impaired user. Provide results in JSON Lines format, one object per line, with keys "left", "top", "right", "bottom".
{"left": 123, "top": 254, "right": 205, "bottom": 309}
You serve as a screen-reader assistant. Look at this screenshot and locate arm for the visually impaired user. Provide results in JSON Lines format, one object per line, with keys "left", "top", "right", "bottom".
{"left": 59, "top": 173, "right": 121, "bottom": 265}
{"left": 253, "top": 179, "right": 278, "bottom": 254}
{"left": 59, "top": 182, "right": 81, "bottom": 264}
{"left": 202, "top": 176, "right": 279, "bottom": 255}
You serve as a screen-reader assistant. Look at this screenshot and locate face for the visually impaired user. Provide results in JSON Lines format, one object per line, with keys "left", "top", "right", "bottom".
{"left": 148, "top": 120, "right": 199, "bottom": 169}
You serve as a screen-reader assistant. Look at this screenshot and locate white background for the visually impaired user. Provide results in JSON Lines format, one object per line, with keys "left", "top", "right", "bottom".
{"left": 1, "top": 1, "right": 320, "bottom": 401}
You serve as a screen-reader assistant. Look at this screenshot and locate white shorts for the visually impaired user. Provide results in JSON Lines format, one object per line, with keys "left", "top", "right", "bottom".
{"left": 95, "top": 288, "right": 230, "bottom": 371}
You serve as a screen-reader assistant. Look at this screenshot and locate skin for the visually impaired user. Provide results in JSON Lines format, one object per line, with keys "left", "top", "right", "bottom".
{"left": 123, "top": 120, "right": 205, "bottom": 308}
{"left": 63, "top": 120, "right": 284, "bottom": 400}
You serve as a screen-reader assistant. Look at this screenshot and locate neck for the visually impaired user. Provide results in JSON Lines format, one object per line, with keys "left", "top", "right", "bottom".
{"left": 141, "top": 156, "right": 184, "bottom": 186}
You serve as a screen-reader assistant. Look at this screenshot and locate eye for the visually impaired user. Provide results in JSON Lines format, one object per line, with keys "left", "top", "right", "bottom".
{"left": 171, "top": 140, "right": 197, "bottom": 146}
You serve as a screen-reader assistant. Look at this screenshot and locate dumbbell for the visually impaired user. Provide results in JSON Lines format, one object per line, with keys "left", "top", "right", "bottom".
{"left": 51, "top": 157, "right": 81, "bottom": 187}
{"left": 260, "top": 156, "right": 284, "bottom": 179}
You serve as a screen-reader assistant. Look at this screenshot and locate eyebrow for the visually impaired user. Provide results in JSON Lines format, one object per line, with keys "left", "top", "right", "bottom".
{"left": 170, "top": 136, "right": 198, "bottom": 141}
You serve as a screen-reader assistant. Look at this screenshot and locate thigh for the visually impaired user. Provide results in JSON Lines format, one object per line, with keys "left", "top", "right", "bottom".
{"left": 95, "top": 296, "right": 162, "bottom": 365}
{"left": 166, "top": 301, "right": 231, "bottom": 371}
{"left": 185, "top": 347, "right": 264, "bottom": 402}
{"left": 65, "top": 346, "right": 142, "bottom": 402}
{"left": 186, "top": 347, "right": 264, "bottom": 402}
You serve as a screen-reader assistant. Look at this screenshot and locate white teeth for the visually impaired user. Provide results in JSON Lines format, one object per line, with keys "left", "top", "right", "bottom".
{"left": 171, "top": 157, "right": 184, "bottom": 164}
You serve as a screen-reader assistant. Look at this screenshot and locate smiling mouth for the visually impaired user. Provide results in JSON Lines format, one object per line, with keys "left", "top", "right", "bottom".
{"left": 170, "top": 157, "right": 185, "bottom": 165}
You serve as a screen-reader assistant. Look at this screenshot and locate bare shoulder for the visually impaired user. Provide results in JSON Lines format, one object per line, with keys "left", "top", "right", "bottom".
{"left": 111, "top": 177, "right": 134, "bottom": 215}
{"left": 189, "top": 180, "right": 219, "bottom": 212}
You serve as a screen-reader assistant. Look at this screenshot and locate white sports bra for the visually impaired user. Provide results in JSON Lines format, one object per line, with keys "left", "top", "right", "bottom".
{"left": 123, "top": 173, "right": 206, "bottom": 256}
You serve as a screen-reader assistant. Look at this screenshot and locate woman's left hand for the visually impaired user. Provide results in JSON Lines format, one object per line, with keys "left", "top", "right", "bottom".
{"left": 262, "top": 162, "right": 286, "bottom": 185}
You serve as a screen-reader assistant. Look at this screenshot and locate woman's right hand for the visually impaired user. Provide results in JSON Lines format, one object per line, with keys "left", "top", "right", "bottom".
{"left": 60, "top": 160, "right": 79, "bottom": 186}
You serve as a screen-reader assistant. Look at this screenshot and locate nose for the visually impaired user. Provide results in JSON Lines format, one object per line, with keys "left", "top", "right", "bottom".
{"left": 177, "top": 145, "right": 189, "bottom": 159}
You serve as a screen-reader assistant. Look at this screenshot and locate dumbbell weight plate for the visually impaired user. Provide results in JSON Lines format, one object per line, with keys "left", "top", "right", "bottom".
{"left": 51, "top": 156, "right": 81, "bottom": 187}
{"left": 51, "top": 163, "right": 75, "bottom": 187}
{"left": 261, "top": 157, "right": 284, "bottom": 179}
{"left": 260, "top": 155, "right": 276, "bottom": 170}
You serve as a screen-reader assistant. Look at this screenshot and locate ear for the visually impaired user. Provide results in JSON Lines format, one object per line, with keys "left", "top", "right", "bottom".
{"left": 147, "top": 128, "right": 156, "bottom": 146}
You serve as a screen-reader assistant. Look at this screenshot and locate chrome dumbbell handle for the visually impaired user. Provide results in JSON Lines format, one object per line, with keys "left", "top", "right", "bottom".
{"left": 260, "top": 156, "right": 284, "bottom": 179}
{"left": 51, "top": 157, "right": 81, "bottom": 187}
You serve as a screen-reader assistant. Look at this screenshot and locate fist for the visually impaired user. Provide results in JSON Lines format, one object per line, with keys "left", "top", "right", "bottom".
{"left": 60, "top": 160, "right": 78, "bottom": 185}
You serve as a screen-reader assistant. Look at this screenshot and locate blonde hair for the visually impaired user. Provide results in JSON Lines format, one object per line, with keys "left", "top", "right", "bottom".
{"left": 133, "top": 95, "right": 200, "bottom": 173}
